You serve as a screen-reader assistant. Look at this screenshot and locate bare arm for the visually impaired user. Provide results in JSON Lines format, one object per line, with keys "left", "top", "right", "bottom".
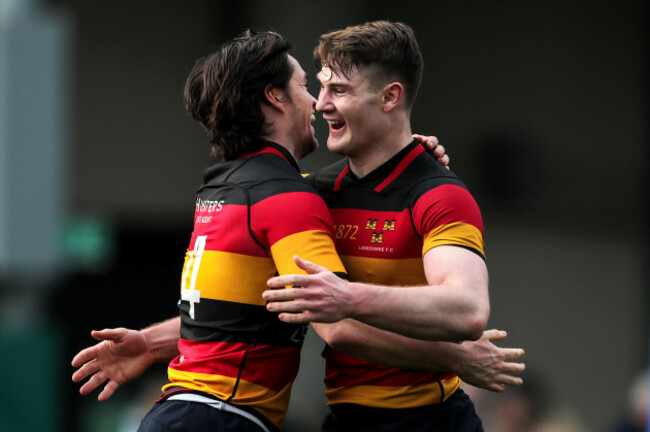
{"left": 264, "top": 246, "right": 489, "bottom": 341}
{"left": 314, "top": 321, "right": 524, "bottom": 392}
{"left": 71, "top": 316, "right": 180, "bottom": 401}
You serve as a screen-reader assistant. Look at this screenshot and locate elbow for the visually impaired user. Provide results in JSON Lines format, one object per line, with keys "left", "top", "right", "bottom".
{"left": 462, "top": 302, "right": 490, "bottom": 341}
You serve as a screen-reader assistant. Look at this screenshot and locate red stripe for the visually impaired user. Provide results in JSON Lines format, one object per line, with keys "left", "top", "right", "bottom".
{"left": 251, "top": 191, "right": 334, "bottom": 248}
{"left": 374, "top": 145, "right": 425, "bottom": 193}
{"left": 189, "top": 204, "right": 267, "bottom": 256}
{"left": 170, "top": 339, "right": 300, "bottom": 392}
{"left": 239, "top": 147, "right": 290, "bottom": 164}
{"left": 324, "top": 348, "right": 454, "bottom": 388}
{"left": 412, "top": 184, "right": 484, "bottom": 235}
{"left": 329, "top": 208, "right": 421, "bottom": 259}
{"left": 334, "top": 165, "right": 349, "bottom": 191}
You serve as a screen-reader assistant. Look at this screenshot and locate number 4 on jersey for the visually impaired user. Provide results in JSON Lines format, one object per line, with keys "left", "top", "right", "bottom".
{"left": 180, "top": 235, "right": 206, "bottom": 319}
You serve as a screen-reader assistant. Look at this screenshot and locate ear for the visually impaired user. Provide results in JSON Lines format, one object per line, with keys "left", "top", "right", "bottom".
{"left": 381, "top": 82, "right": 404, "bottom": 112}
{"left": 264, "top": 84, "right": 286, "bottom": 112}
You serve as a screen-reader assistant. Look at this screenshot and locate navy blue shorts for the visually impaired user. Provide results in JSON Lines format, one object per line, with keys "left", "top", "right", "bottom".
{"left": 136, "top": 400, "right": 272, "bottom": 432}
{"left": 322, "top": 389, "right": 484, "bottom": 432}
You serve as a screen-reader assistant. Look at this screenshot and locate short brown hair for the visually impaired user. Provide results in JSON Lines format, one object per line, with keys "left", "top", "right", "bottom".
{"left": 314, "top": 21, "right": 423, "bottom": 110}
{"left": 184, "top": 30, "right": 293, "bottom": 160}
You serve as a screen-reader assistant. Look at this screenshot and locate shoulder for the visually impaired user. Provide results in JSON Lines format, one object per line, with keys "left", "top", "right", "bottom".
{"left": 209, "top": 154, "right": 320, "bottom": 202}
{"left": 308, "top": 159, "right": 349, "bottom": 193}
{"left": 405, "top": 157, "right": 483, "bottom": 230}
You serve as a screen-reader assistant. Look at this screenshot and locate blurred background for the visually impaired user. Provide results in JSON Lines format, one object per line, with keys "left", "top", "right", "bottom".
{"left": 0, "top": 0, "right": 647, "bottom": 431}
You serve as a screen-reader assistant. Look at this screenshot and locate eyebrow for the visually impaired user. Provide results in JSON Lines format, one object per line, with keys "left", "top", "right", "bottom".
{"left": 320, "top": 77, "right": 348, "bottom": 88}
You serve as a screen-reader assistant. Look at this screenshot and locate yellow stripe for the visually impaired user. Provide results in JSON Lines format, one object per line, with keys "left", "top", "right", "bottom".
{"left": 182, "top": 251, "right": 276, "bottom": 306}
{"left": 164, "top": 369, "right": 292, "bottom": 429}
{"left": 270, "top": 230, "right": 346, "bottom": 276}
{"left": 325, "top": 376, "right": 460, "bottom": 408}
{"left": 423, "top": 222, "right": 484, "bottom": 257}
{"left": 340, "top": 256, "right": 426, "bottom": 285}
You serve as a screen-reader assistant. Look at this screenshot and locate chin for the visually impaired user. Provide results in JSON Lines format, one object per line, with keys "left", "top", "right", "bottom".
{"left": 326, "top": 137, "right": 348, "bottom": 155}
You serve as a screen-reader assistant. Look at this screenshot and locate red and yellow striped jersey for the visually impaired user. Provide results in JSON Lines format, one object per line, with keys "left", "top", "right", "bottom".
{"left": 164, "top": 141, "right": 347, "bottom": 430}
{"left": 310, "top": 139, "right": 485, "bottom": 409}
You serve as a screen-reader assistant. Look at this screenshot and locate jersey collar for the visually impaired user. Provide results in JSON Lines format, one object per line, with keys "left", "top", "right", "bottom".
{"left": 335, "top": 139, "right": 424, "bottom": 192}
{"left": 239, "top": 140, "right": 301, "bottom": 173}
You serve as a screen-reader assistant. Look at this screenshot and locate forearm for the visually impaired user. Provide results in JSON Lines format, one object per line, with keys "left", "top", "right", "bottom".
{"left": 312, "top": 320, "right": 465, "bottom": 373}
{"left": 347, "top": 246, "right": 490, "bottom": 341}
{"left": 349, "top": 281, "right": 488, "bottom": 342}
{"left": 265, "top": 249, "right": 489, "bottom": 341}
{"left": 142, "top": 316, "right": 181, "bottom": 362}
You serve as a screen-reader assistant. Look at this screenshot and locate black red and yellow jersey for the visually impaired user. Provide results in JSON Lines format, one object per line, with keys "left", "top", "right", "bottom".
{"left": 309, "top": 139, "right": 485, "bottom": 410}
{"left": 163, "top": 141, "right": 347, "bottom": 430}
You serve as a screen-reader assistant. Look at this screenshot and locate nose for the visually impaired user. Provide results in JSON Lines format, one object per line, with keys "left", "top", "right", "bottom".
{"left": 316, "top": 88, "right": 331, "bottom": 113}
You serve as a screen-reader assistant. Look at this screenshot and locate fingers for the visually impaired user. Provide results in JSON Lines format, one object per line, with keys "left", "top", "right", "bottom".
{"left": 267, "top": 257, "right": 328, "bottom": 289}
{"left": 263, "top": 287, "right": 306, "bottom": 302}
{"left": 91, "top": 328, "right": 127, "bottom": 342}
{"left": 496, "top": 373, "right": 524, "bottom": 390}
{"left": 71, "top": 346, "right": 96, "bottom": 368}
{"left": 72, "top": 328, "right": 125, "bottom": 367}
{"left": 267, "top": 297, "right": 310, "bottom": 313}
{"left": 501, "top": 347, "right": 525, "bottom": 360}
{"left": 489, "top": 360, "right": 526, "bottom": 392}
{"left": 482, "top": 370, "right": 525, "bottom": 393}
{"left": 413, "top": 134, "right": 439, "bottom": 149}
{"left": 437, "top": 154, "right": 450, "bottom": 168}
{"left": 277, "top": 312, "right": 312, "bottom": 325}
{"left": 482, "top": 329, "right": 507, "bottom": 342}
{"left": 483, "top": 329, "right": 526, "bottom": 360}
{"left": 485, "top": 382, "right": 507, "bottom": 392}
{"left": 79, "top": 369, "right": 108, "bottom": 396}
{"left": 72, "top": 358, "right": 101, "bottom": 383}
{"left": 267, "top": 275, "right": 309, "bottom": 289}
{"left": 98, "top": 380, "right": 120, "bottom": 402}
{"left": 505, "top": 360, "right": 526, "bottom": 374}
{"left": 293, "top": 255, "right": 325, "bottom": 275}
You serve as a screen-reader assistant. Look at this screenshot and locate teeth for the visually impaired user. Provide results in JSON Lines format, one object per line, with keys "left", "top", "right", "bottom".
{"left": 310, "top": 114, "right": 316, "bottom": 123}
{"left": 327, "top": 120, "right": 342, "bottom": 126}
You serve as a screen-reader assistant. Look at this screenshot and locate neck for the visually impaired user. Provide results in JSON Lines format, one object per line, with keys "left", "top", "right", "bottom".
{"left": 348, "top": 123, "right": 413, "bottom": 178}
{"left": 262, "top": 131, "right": 299, "bottom": 162}
{"left": 261, "top": 105, "right": 302, "bottom": 162}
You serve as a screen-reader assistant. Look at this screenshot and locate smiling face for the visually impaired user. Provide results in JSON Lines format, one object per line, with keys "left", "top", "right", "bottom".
{"left": 285, "top": 56, "right": 318, "bottom": 160}
{"left": 316, "top": 65, "right": 386, "bottom": 158}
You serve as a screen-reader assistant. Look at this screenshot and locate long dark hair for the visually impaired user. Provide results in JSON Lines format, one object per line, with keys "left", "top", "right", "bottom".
{"left": 184, "top": 30, "right": 294, "bottom": 160}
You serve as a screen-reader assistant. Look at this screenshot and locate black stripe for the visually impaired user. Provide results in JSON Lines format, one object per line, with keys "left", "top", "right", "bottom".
{"left": 435, "top": 376, "right": 445, "bottom": 403}
{"left": 179, "top": 297, "right": 306, "bottom": 347}
{"left": 333, "top": 271, "right": 350, "bottom": 281}
{"left": 227, "top": 344, "right": 252, "bottom": 403}
{"left": 451, "top": 244, "right": 486, "bottom": 262}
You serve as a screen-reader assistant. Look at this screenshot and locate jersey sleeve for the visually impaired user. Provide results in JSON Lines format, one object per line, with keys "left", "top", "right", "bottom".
{"left": 251, "top": 190, "right": 348, "bottom": 277}
{"left": 411, "top": 184, "right": 485, "bottom": 259}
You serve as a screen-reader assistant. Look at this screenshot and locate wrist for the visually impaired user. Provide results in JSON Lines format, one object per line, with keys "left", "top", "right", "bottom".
{"left": 446, "top": 341, "right": 468, "bottom": 375}
{"left": 141, "top": 328, "right": 160, "bottom": 363}
{"left": 142, "top": 326, "right": 178, "bottom": 363}
{"left": 347, "top": 282, "right": 370, "bottom": 320}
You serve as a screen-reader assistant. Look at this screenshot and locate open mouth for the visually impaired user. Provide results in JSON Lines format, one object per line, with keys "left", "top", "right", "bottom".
{"left": 328, "top": 120, "right": 346, "bottom": 131}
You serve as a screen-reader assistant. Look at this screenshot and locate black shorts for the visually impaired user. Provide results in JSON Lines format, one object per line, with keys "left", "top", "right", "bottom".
{"left": 322, "top": 389, "right": 484, "bottom": 432}
{"left": 136, "top": 400, "right": 272, "bottom": 432}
